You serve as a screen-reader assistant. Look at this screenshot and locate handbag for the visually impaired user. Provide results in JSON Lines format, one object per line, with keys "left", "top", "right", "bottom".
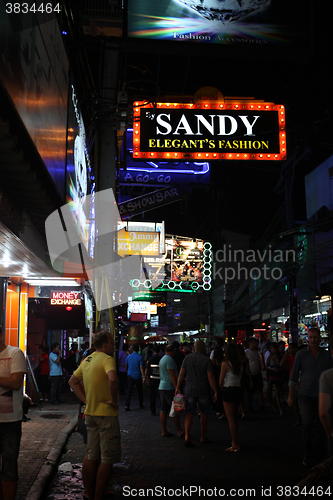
{"left": 173, "top": 393, "right": 186, "bottom": 414}
{"left": 169, "top": 401, "right": 176, "bottom": 418}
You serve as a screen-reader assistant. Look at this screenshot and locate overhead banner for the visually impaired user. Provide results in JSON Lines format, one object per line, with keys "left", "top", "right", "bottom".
{"left": 133, "top": 101, "right": 286, "bottom": 161}
{"left": 127, "top": 0, "right": 312, "bottom": 56}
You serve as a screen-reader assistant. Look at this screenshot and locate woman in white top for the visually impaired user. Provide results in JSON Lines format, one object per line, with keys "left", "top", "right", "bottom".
{"left": 219, "top": 342, "right": 242, "bottom": 452}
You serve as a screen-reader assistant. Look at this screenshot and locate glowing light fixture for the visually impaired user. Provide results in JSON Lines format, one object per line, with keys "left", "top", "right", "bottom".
{"left": 25, "top": 278, "right": 80, "bottom": 287}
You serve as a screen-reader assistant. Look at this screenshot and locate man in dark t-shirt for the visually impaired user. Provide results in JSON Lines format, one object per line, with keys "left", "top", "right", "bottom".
{"left": 176, "top": 340, "right": 217, "bottom": 447}
{"left": 172, "top": 341, "right": 185, "bottom": 373}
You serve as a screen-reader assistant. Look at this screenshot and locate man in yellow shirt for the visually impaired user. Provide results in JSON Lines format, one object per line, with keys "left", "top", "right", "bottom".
{"left": 69, "top": 331, "right": 120, "bottom": 500}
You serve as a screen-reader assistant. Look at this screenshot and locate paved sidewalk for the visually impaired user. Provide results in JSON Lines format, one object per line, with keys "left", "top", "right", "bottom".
{"left": 15, "top": 394, "right": 79, "bottom": 500}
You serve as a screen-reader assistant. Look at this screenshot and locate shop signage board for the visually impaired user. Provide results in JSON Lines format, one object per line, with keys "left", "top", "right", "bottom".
{"left": 118, "top": 185, "right": 191, "bottom": 219}
{"left": 133, "top": 101, "right": 286, "bottom": 161}
{"left": 118, "top": 221, "right": 165, "bottom": 254}
{"left": 132, "top": 291, "right": 167, "bottom": 302}
{"left": 117, "top": 227, "right": 160, "bottom": 257}
{"left": 129, "top": 237, "right": 212, "bottom": 292}
{"left": 50, "top": 291, "right": 81, "bottom": 305}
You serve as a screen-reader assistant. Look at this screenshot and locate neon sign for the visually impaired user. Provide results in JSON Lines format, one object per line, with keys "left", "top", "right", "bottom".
{"left": 119, "top": 129, "right": 210, "bottom": 187}
{"left": 51, "top": 292, "right": 81, "bottom": 306}
{"left": 133, "top": 101, "right": 286, "bottom": 161}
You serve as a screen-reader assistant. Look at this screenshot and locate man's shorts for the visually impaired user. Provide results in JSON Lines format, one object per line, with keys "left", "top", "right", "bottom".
{"left": 159, "top": 390, "right": 174, "bottom": 413}
{"left": 0, "top": 420, "right": 22, "bottom": 481}
{"left": 85, "top": 415, "right": 121, "bottom": 465}
{"left": 186, "top": 396, "right": 210, "bottom": 415}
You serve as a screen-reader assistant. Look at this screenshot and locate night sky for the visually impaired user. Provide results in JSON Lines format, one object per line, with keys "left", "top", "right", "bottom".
{"left": 83, "top": 0, "right": 333, "bottom": 245}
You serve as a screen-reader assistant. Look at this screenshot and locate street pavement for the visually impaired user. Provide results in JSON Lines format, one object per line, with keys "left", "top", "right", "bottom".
{"left": 18, "top": 382, "right": 330, "bottom": 500}
{"left": 16, "top": 394, "right": 78, "bottom": 500}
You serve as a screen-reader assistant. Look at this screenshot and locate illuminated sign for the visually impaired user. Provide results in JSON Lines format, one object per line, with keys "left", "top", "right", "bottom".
{"left": 117, "top": 228, "right": 160, "bottom": 257}
{"left": 127, "top": 0, "right": 312, "bottom": 55}
{"left": 118, "top": 221, "right": 165, "bottom": 254}
{"left": 130, "top": 239, "right": 212, "bottom": 292}
{"left": 128, "top": 300, "right": 151, "bottom": 319}
{"left": 51, "top": 292, "right": 81, "bottom": 306}
{"left": 67, "top": 84, "right": 95, "bottom": 258}
{"left": 133, "top": 101, "right": 286, "bottom": 161}
{"left": 120, "top": 129, "right": 210, "bottom": 186}
{"left": 132, "top": 291, "right": 167, "bottom": 302}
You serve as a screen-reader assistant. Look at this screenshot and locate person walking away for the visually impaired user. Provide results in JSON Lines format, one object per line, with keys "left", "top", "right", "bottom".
{"left": 211, "top": 345, "right": 225, "bottom": 419}
{"left": 49, "top": 343, "right": 63, "bottom": 405}
{"left": 125, "top": 344, "right": 144, "bottom": 411}
{"left": 118, "top": 343, "right": 128, "bottom": 396}
{"left": 176, "top": 340, "right": 217, "bottom": 447}
{"left": 69, "top": 331, "right": 120, "bottom": 500}
{"left": 264, "top": 341, "right": 273, "bottom": 410}
{"left": 266, "top": 343, "right": 284, "bottom": 415}
{"left": 319, "top": 365, "right": 333, "bottom": 457}
{"left": 288, "top": 327, "right": 333, "bottom": 466}
{"left": 172, "top": 341, "right": 185, "bottom": 373}
{"left": 236, "top": 343, "right": 253, "bottom": 420}
{"left": 158, "top": 344, "right": 184, "bottom": 437}
{"left": 145, "top": 344, "right": 161, "bottom": 415}
{"left": 245, "top": 337, "right": 266, "bottom": 412}
{"left": 219, "top": 342, "right": 242, "bottom": 452}
{"left": 281, "top": 342, "right": 300, "bottom": 426}
{"left": 0, "top": 324, "right": 26, "bottom": 500}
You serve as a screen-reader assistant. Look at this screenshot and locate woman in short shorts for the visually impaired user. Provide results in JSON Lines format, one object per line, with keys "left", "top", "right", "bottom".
{"left": 219, "top": 342, "right": 242, "bottom": 452}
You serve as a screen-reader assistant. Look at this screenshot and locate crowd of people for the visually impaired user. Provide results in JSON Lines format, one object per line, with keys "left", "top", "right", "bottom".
{"left": 118, "top": 329, "right": 333, "bottom": 463}
{"left": 1, "top": 326, "right": 332, "bottom": 500}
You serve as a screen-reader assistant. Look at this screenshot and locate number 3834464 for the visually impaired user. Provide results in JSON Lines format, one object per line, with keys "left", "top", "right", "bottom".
{"left": 6, "top": 3, "right": 60, "bottom": 14}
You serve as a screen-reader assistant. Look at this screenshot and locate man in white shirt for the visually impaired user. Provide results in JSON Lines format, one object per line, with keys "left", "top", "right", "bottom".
{"left": 0, "top": 325, "right": 26, "bottom": 500}
{"left": 49, "top": 343, "right": 63, "bottom": 404}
